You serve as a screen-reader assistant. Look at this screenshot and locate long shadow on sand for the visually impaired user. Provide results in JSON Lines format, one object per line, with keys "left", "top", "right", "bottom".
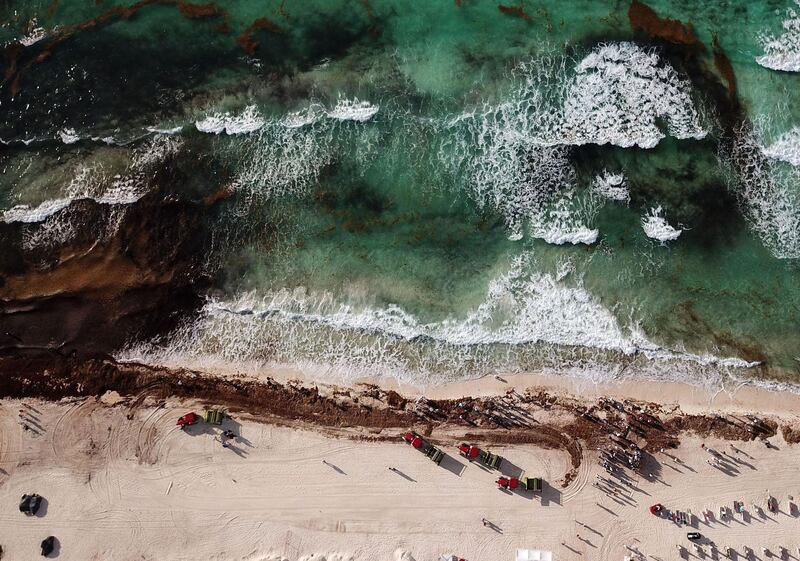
{"left": 540, "top": 479, "right": 562, "bottom": 506}
{"left": 439, "top": 454, "right": 466, "bottom": 477}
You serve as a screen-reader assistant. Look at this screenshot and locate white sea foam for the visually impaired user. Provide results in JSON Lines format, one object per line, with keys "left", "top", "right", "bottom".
{"left": 592, "top": 170, "right": 630, "bottom": 202}
{"left": 195, "top": 99, "right": 378, "bottom": 138}
{"left": 561, "top": 43, "right": 707, "bottom": 148}
{"left": 2, "top": 135, "right": 182, "bottom": 225}
{"left": 722, "top": 122, "right": 800, "bottom": 259}
{"left": 762, "top": 126, "right": 800, "bottom": 166}
{"left": 281, "top": 104, "right": 325, "bottom": 128}
{"left": 120, "top": 251, "right": 757, "bottom": 385}
{"left": 529, "top": 189, "right": 600, "bottom": 245}
{"left": 756, "top": 0, "right": 800, "bottom": 72}
{"left": 439, "top": 44, "right": 703, "bottom": 242}
{"left": 195, "top": 105, "right": 265, "bottom": 135}
{"left": 327, "top": 98, "right": 379, "bottom": 122}
{"left": 13, "top": 20, "right": 50, "bottom": 46}
{"left": 231, "top": 100, "right": 385, "bottom": 202}
{"left": 146, "top": 125, "right": 184, "bottom": 135}
{"left": 19, "top": 26, "right": 46, "bottom": 46}
{"left": 59, "top": 128, "right": 80, "bottom": 144}
{"left": 2, "top": 198, "right": 74, "bottom": 223}
{"left": 641, "top": 206, "right": 683, "bottom": 242}
{"left": 234, "top": 115, "right": 335, "bottom": 200}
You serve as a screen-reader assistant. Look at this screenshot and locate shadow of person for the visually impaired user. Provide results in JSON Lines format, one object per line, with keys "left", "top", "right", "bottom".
{"left": 323, "top": 461, "right": 347, "bottom": 475}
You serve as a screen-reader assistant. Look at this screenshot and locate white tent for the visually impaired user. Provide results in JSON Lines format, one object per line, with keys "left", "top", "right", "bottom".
{"left": 516, "top": 549, "right": 553, "bottom": 561}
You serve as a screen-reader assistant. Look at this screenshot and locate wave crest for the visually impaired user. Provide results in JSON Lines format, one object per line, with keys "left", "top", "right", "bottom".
{"left": 757, "top": 1, "right": 800, "bottom": 72}
{"left": 641, "top": 206, "right": 683, "bottom": 242}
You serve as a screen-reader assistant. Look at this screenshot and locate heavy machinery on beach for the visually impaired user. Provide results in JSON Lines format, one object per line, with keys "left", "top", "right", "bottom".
{"left": 403, "top": 431, "right": 444, "bottom": 464}
{"left": 177, "top": 409, "right": 226, "bottom": 429}
{"left": 457, "top": 443, "right": 503, "bottom": 470}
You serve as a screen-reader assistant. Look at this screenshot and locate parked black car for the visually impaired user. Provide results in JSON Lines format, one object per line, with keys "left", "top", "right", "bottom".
{"left": 687, "top": 532, "right": 702, "bottom": 541}
{"left": 19, "top": 493, "right": 42, "bottom": 516}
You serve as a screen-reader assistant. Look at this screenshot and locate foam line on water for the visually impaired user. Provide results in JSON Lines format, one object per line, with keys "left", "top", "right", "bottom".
{"left": 119, "top": 251, "right": 758, "bottom": 387}
{"left": 757, "top": 0, "right": 800, "bottom": 72}
{"left": 327, "top": 98, "right": 379, "bottom": 122}
{"left": 195, "top": 105, "right": 265, "bottom": 135}
{"left": 762, "top": 126, "right": 800, "bottom": 166}
{"left": 1, "top": 135, "right": 183, "bottom": 225}
{"left": 722, "top": 122, "right": 800, "bottom": 259}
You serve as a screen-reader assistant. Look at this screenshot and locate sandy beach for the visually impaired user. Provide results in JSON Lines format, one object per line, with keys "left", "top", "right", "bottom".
{"left": 1, "top": 369, "right": 799, "bottom": 561}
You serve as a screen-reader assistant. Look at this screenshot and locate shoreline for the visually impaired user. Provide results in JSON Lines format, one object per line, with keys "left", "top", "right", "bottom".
{"left": 1, "top": 354, "right": 799, "bottom": 560}
{"left": 189, "top": 361, "right": 800, "bottom": 419}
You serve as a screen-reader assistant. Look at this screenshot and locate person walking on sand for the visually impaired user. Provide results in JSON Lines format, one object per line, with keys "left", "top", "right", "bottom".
{"left": 481, "top": 518, "right": 488, "bottom": 526}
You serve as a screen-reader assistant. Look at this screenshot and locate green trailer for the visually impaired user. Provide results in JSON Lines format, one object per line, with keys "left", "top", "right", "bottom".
{"left": 479, "top": 449, "right": 503, "bottom": 470}
{"left": 425, "top": 446, "right": 444, "bottom": 465}
{"left": 521, "top": 476, "right": 542, "bottom": 492}
{"left": 204, "top": 409, "right": 225, "bottom": 425}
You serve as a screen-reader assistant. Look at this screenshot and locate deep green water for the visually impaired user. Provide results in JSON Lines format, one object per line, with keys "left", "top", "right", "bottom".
{"left": 1, "top": 0, "right": 799, "bottom": 387}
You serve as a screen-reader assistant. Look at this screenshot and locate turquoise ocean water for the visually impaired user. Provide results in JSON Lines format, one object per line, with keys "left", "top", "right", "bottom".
{"left": 1, "top": 0, "right": 799, "bottom": 388}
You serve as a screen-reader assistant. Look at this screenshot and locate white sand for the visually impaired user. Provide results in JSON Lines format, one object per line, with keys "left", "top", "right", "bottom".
{"left": 217, "top": 363, "right": 800, "bottom": 418}
{"left": 1, "top": 395, "right": 799, "bottom": 561}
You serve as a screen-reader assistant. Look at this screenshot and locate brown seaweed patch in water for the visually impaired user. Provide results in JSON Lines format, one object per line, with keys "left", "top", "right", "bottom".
{"left": 235, "top": 17, "right": 284, "bottom": 55}
{"left": 712, "top": 34, "right": 737, "bottom": 101}
{"left": 498, "top": 4, "right": 531, "bottom": 20}
{"left": 175, "top": 2, "right": 223, "bottom": 19}
{"left": 628, "top": 0, "right": 699, "bottom": 47}
{"left": 1, "top": 1, "right": 229, "bottom": 97}
{"left": 47, "top": 0, "right": 61, "bottom": 18}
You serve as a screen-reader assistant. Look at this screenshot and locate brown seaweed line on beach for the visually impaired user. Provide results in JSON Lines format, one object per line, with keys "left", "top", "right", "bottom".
{"left": 0, "top": 353, "right": 792, "bottom": 492}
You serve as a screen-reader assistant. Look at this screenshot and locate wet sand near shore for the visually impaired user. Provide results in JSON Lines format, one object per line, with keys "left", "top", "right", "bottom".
{"left": 206, "top": 362, "right": 800, "bottom": 418}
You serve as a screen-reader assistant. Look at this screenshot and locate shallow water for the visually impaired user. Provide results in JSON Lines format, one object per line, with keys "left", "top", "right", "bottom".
{"left": 2, "top": 0, "right": 799, "bottom": 387}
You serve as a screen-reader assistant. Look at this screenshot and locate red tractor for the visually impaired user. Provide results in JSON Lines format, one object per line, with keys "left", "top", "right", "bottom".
{"left": 496, "top": 477, "right": 520, "bottom": 490}
{"left": 402, "top": 431, "right": 444, "bottom": 464}
{"left": 176, "top": 412, "right": 199, "bottom": 429}
{"left": 458, "top": 443, "right": 480, "bottom": 460}
{"left": 458, "top": 443, "right": 502, "bottom": 470}
{"left": 403, "top": 431, "right": 425, "bottom": 449}
{"left": 649, "top": 503, "right": 663, "bottom": 515}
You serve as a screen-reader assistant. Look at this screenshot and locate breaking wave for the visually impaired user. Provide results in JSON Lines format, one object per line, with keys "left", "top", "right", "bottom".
{"left": 120, "top": 251, "right": 757, "bottom": 385}
{"left": 722, "top": 122, "right": 800, "bottom": 259}
{"left": 195, "top": 98, "right": 379, "bottom": 137}
{"left": 327, "top": 98, "right": 380, "bottom": 122}
{"left": 762, "top": 126, "right": 800, "bottom": 166}
{"left": 58, "top": 128, "right": 81, "bottom": 144}
{"left": 562, "top": 42, "right": 707, "bottom": 149}
{"left": 757, "top": 0, "right": 800, "bottom": 72}
{"left": 2, "top": 135, "right": 183, "bottom": 225}
{"left": 195, "top": 105, "right": 266, "bottom": 135}
{"left": 438, "top": 43, "right": 703, "bottom": 241}
{"left": 641, "top": 206, "right": 683, "bottom": 242}
{"left": 592, "top": 171, "right": 630, "bottom": 202}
